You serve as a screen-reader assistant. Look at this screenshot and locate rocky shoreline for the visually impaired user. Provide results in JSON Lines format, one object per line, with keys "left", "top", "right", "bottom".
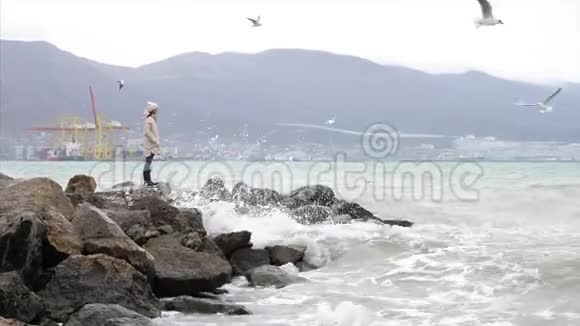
{"left": 0, "top": 173, "right": 412, "bottom": 325}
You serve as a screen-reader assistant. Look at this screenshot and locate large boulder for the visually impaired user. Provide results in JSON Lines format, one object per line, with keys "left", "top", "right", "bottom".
{"left": 212, "top": 231, "right": 252, "bottom": 259}
{"left": 199, "top": 177, "right": 232, "bottom": 202}
{"left": 64, "top": 304, "right": 152, "bottom": 326}
{"left": 0, "top": 272, "right": 46, "bottom": 323}
{"left": 232, "top": 182, "right": 281, "bottom": 207}
{"left": 144, "top": 235, "right": 231, "bottom": 298}
{"left": 65, "top": 175, "right": 97, "bottom": 195}
{"left": 265, "top": 245, "right": 305, "bottom": 266}
{"left": 130, "top": 197, "right": 180, "bottom": 229}
{"left": 0, "top": 209, "right": 81, "bottom": 278}
{"left": 71, "top": 204, "right": 154, "bottom": 276}
{"left": 0, "top": 178, "right": 75, "bottom": 221}
{"left": 229, "top": 248, "right": 270, "bottom": 276}
{"left": 65, "top": 175, "right": 97, "bottom": 207}
{"left": 283, "top": 185, "right": 335, "bottom": 209}
{"left": 161, "top": 296, "right": 250, "bottom": 315}
{"left": 247, "top": 265, "right": 306, "bottom": 289}
{"left": 103, "top": 208, "right": 156, "bottom": 245}
{"left": 291, "top": 205, "right": 333, "bottom": 224}
{"left": 38, "top": 254, "right": 160, "bottom": 322}
{"left": 0, "top": 211, "right": 45, "bottom": 286}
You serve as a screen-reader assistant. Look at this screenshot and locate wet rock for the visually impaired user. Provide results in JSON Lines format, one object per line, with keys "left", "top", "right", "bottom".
{"left": 284, "top": 185, "right": 335, "bottom": 209}
{"left": 200, "top": 177, "right": 232, "bottom": 202}
{"left": 72, "top": 204, "right": 154, "bottom": 276}
{"left": 64, "top": 304, "right": 152, "bottom": 326}
{"left": 247, "top": 265, "right": 306, "bottom": 289}
{"left": 212, "top": 231, "right": 252, "bottom": 258}
{"left": 0, "top": 178, "right": 75, "bottom": 221}
{"left": 291, "top": 205, "right": 333, "bottom": 224}
{"left": 144, "top": 235, "right": 231, "bottom": 298}
{"left": 161, "top": 296, "right": 250, "bottom": 315}
{"left": 232, "top": 182, "right": 281, "bottom": 207}
{"left": 265, "top": 245, "right": 305, "bottom": 266}
{"left": 229, "top": 248, "right": 270, "bottom": 276}
{"left": 0, "top": 211, "right": 45, "bottom": 286}
{"left": 0, "top": 209, "right": 82, "bottom": 288}
{"left": 38, "top": 254, "right": 159, "bottom": 322}
{"left": 0, "top": 272, "right": 46, "bottom": 324}
{"left": 332, "top": 200, "right": 413, "bottom": 227}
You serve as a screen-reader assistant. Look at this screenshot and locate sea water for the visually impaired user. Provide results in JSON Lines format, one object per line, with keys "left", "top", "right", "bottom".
{"left": 1, "top": 161, "right": 579, "bottom": 326}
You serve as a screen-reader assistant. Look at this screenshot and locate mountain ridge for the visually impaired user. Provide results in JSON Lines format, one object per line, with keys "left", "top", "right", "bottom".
{"left": 1, "top": 39, "right": 578, "bottom": 142}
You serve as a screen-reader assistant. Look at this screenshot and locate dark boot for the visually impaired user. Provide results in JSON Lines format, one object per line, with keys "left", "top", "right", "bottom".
{"left": 143, "top": 171, "right": 157, "bottom": 187}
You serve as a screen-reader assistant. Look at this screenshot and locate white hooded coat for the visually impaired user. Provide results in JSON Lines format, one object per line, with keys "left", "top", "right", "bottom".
{"left": 143, "top": 101, "right": 160, "bottom": 156}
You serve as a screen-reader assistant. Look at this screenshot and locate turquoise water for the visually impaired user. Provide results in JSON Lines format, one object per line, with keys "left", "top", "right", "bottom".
{"left": 1, "top": 161, "right": 580, "bottom": 325}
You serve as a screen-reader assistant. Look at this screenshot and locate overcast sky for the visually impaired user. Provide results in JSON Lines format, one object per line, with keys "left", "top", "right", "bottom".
{"left": 1, "top": 0, "right": 579, "bottom": 84}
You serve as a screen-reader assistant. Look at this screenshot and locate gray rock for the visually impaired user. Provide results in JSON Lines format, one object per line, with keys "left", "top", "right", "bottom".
{"left": 181, "top": 232, "right": 204, "bottom": 251}
{"left": 284, "top": 185, "right": 335, "bottom": 209}
{"left": 64, "top": 175, "right": 97, "bottom": 206}
{"left": 0, "top": 173, "right": 14, "bottom": 189}
{"left": 112, "top": 181, "right": 137, "bottom": 190}
{"left": 0, "top": 208, "right": 81, "bottom": 274}
{"left": 161, "top": 296, "right": 250, "bottom": 315}
{"left": 144, "top": 235, "right": 231, "bottom": 297}
{"left": 291, "top": 205, "right": 333, "bottom": 224}
{"left": 232, "top": 182, "right": 281, "bottom": 207}
{"left": 38, "top": 254, "right": 159, "bottom": 322}
{"left": 229, "top": 248, "right": 270, "bottom": 276}
{"left": 265, "top": 245, "right": 305, "bottom": 266}
{"left": 0, "top": 272, "right": 46, "bottom": 323}
{"left": 0, "top": 178, "right": 75, "bottom": 221}
{"left": 212, "top": 231, "right": 252, "bottom": 258}
{"left": 104, "top": 209, "right": 153, "bottom": 234}
{"left": 332, "top": 200, "right": 413, "bottom": 227}
{"left": 72, "top": 204, "right": 155, "bottom": 276}
{"left": 247, "top": 265, "right": 306, "bottom": 289}
{"left": 200, "top": 177, "right": 232, "bottom": 202}
{"left": 0, "top": 211, "right": 45, "bottom": 287}
{"left": 64, "top": 304, "right": 152, "bottom": 326}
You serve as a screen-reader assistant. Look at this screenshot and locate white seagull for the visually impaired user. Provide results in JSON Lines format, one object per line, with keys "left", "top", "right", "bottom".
{"left": 325, "top": 116, "right": 336, "bottom": 125}
{"left": 475, "top": 0, "right": 503, "bottom": 28}
{"left": 514, "top": 88, "right": 563, "bottom": 113}
{"left": 116, "top": 80, "right": 125, "bottom": 91}
{"left": 247, "top": 15, "right": 262, "bottom": 27}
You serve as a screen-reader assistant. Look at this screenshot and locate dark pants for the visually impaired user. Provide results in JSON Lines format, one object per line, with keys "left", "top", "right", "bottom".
{"left": 144, "top": 154, "right": 155, "bottom": 172}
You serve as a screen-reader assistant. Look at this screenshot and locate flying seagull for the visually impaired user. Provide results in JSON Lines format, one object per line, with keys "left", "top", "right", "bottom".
{"left": 325, "top": 116, "right": 336, "bottom": 125}
{"left": 514, "top": 88, "right": 563, "bottom": 113}
{"left": 116, "top": 80, "right": 125, "bottom": 91}
{"left": 247, "top": 15, "right": 262, "bottom": 27}
{"left": 475, "top": 0, "right": 503, "bottom": 28}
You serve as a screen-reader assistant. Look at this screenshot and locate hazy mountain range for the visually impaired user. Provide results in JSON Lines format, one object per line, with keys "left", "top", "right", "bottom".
{"left": 1, "top": 39, "right": 579, "bottom": 143}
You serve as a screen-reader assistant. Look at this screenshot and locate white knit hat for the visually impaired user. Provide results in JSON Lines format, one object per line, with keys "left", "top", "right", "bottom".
{"left": 146, "top": 101, "right": 159, "bottom": 113}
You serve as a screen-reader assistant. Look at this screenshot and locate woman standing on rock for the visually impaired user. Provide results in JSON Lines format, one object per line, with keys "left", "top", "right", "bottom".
{"left": 143, "top": 101, "right": 160, "bottom": 186}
